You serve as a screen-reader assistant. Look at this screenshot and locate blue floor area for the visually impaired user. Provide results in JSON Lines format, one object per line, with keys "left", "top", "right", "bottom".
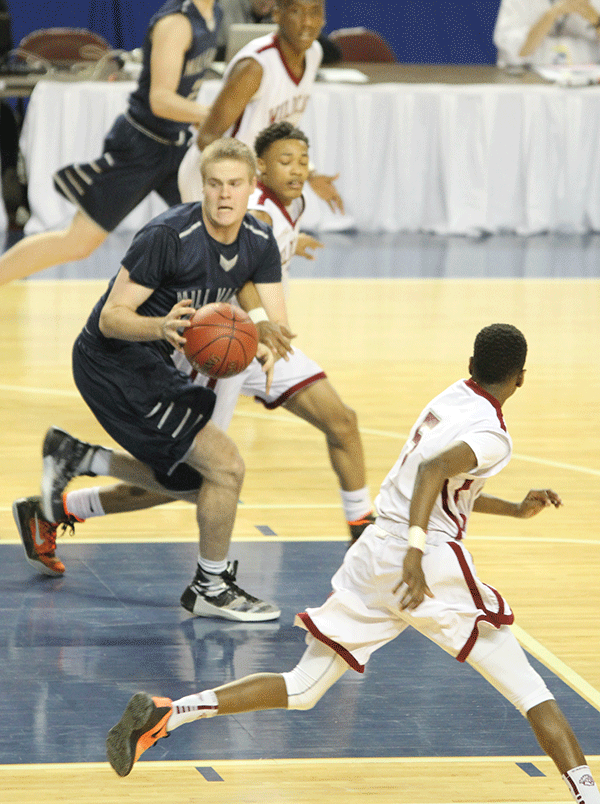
{"left": 2, "top": 541, "right": 599, "bottom": 765}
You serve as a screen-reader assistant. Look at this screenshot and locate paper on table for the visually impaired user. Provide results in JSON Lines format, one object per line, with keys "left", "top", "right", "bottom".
{"left": 533, "top": 64, "right": 600, "bottom": 86}
{"left": 317, "top": 67, "right": 369, "bottom": 83}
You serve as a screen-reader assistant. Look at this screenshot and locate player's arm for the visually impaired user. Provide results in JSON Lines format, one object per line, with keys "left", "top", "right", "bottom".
{"left": 473, "top": 489, "right": 562, "bottom": 517}
{"left": 148, "top": 14, "right": 210, "bottom": 125}
{"left": 295, "top": 231, "right": 324, "bottom": 259}
{"left": 395, "top": 441, "right": 478, "bottom": 611}
{"left": 99, "top": 267, "right": 194, "bottom": 349}
{"left": 307, "top": 171, "right": 344, "bottom": 214}
{"left": 237, "top": 280, "right": 295, "bottom": 360}
{"left": 196, "top": 58, "right": 263, "bottom": 150}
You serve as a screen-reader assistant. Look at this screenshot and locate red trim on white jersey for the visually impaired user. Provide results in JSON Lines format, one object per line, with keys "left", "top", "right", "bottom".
{"left": 440, "top": 478, "right": 473, "bottom": 540}
{"left": 255, "top": 181, "right": 305, "bottom": 229}
{"left": 257, "top": 371, "right": 326, "bottom": 409}
{"left": 448, "top": 541, "right": 514, "bottom": 662}
{"left": 296, "top": 611, "right": 365, "bottom": 673}
{"left": 273, "top": 35, "right": 304, "bottom": 86}
{"left": 256, "top": 36, "right": 277, "bottom": 54}
{"left": 464, "top": 378, "right": 506, "bottom": 432}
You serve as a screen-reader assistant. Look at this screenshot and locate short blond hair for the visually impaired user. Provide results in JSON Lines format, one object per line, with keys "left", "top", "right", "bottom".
{"left": 200, "top": 138, "right": 257, "bottom": 181}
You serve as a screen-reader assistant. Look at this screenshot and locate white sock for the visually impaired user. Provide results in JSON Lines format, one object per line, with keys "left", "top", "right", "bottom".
{"left": 563, "top": 765, "right": 600, "bottom": 804}
{"left": 198, "top": 556, "right": 228, "bottom": 576}
{"left": 89, "top": 446, "right": 112, "bottom": 476}
{"left": 340, "top": 486, "right": 372, "bottom": 522}
{"left": 65, "top": 487, "right": 105, "bottom": 521}
{"left": 167, "top": 690, "right": 219, "bottom": 731}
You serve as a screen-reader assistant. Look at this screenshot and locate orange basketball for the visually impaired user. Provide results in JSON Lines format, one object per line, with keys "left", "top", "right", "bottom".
{"left": 183, "top": 302, "right": 259, "bottom": 378}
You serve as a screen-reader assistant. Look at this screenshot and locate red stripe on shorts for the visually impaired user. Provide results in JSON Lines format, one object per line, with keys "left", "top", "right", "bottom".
{"left": 257, "top": 372, "right": 326, "bottom": 410}
{"left": 295, "top": 611, "right": 365, "bottom": 673}
{"left": 447, "top": 541, "right": 514, "bottom": 663}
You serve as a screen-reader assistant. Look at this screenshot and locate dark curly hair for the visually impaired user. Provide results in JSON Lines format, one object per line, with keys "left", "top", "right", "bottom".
{"left": 254, "top": 122, "right": 309, "bottom": 159}
{"left": 471, "top": 324, "right": 527, "bottom": 385}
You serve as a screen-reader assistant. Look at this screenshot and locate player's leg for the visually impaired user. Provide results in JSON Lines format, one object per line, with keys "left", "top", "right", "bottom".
{"left": 40, "top": 426, "right": 197, "bottom": 523}
{"left": 182, "top": 420, "right": 244, "bottom": 561}
{"left": 179, "top": 421, "right": 280, "bottom": 621}
{"left": 15, "top": 428, "right": 197, "bottom": 576}
{"left": 106, "top": 634, "right": 348, "bottom": 776}
{"left": 0, "top": 210, "right": 107, "bottom": 284}
{"left": 467, "top": 627, "right": 600, "bottom": 803}
{"left": 282, "top": 377, "right": 374, "bottom": 541}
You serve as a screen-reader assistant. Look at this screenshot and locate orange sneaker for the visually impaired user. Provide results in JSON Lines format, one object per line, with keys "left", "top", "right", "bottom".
{"left": 12, "top": 496, "right": 72, "bottom": 576}
{"left": 348, "top": 511, "right": 376, "bottom": 546}
{"left": 106, "top": 693, "right": 172, "bottom": 777}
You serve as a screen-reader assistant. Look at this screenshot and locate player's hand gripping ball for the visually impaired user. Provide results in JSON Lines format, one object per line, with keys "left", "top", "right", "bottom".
{"left": 183, "top": 302, "right": 259, "bottom": 378}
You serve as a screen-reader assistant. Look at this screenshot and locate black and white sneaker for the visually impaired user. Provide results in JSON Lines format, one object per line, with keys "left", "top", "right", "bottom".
{"left": 41, "top": 426, "right": 102, "bottom": 523}
{"left": 180, "top": 561, "right": 281, "bottom": 622}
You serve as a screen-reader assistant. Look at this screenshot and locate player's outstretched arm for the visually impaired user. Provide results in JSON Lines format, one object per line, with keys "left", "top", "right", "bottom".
{"left": 307, "top": 172, "right": 344, "bottom": 214}
{"left": 255, "top": 343, "right": 275, "bottom": 394}
{"left": 295, "top": 232, "right": 324, "bottom": 260}
{"left": 473, "top": 489, "right": 563, "bottom": 518}
{"left": 237, "top": 280, "right": 295, "bottom": 360}
{"left": 196, "top": 59, "right": 263, "bottom": 150}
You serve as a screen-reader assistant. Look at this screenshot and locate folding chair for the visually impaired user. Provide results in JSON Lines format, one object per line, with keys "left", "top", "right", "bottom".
{"left": 328, "top": 27, "right": 397, "bottom": 63}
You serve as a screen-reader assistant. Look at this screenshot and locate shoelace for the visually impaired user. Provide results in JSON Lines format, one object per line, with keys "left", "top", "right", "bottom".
{"left": 36, "top": 519, "right": 59, "bottom": 557}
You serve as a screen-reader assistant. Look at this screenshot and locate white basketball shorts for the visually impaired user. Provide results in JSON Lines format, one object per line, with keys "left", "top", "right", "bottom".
{"left": 296, "top": 524, "right": 514, "bottom": 672}
{"left": 172, "top": 346, "right": 325, "bottom": 432}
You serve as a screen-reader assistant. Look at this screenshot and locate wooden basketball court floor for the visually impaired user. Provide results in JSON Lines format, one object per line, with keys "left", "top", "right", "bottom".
{"left": 0, "top": 231, "right": 599, "bottom": 803}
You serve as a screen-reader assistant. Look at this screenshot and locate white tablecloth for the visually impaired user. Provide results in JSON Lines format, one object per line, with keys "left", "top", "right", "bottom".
{"left": 19, "top": 77, "right": 600, "bottom": 236}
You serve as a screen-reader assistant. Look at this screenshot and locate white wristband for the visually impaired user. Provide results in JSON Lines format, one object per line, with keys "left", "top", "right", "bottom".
{"left": 248, "top": 307, "right": 269, "bottom": 325}
{"left": 408, "top": 526, "right": 427, "bottom": 552}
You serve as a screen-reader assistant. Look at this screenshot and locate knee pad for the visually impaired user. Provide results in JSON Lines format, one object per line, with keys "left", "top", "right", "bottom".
{"left": 283, "top": 634, "right": 349, "bottom": 711}
{"left": 468, "top": 626, "right": 554, "bottom": 716}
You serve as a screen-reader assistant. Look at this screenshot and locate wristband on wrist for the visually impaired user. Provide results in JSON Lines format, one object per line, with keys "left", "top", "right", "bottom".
{"left": 248, "top": 307, "right": 269, "bottom": 325}
{"left": 407, "top": 525, "right": 427, "bottom": 552}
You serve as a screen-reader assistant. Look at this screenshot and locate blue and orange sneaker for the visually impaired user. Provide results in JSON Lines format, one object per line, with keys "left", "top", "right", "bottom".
{"left": 106, "top": 693, "right": 172, "bottom": 777}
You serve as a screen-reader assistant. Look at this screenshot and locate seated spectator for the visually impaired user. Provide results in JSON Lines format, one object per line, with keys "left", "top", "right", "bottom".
{"left": 215, "top": 0, "right": 341, "bottom": 63}
{"left": 494, "top": 0, "right": 600, "bottom": 66}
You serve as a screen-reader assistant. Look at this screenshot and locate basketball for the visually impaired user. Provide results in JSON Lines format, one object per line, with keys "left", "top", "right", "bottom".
{"left": 183, "top": 302, "right": 259, "bottom": 379}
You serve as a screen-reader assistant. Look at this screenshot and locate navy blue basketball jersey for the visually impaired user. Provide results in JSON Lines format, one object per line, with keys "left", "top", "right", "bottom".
{"left": 84, "top": 202, "right": 281, "bottom": 342}
{"left": 128, "top": 0, "right": 222, "bottom": 139}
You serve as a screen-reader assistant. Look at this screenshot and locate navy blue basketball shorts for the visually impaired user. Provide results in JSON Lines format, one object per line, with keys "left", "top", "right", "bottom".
{"left": 72, "top": 333, "right": 216, "bottom": 492}
{"left": 53, "top": 113, "right": 191, "bottom": 233}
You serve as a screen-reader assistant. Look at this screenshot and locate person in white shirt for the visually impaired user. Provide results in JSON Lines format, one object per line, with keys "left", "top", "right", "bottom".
{"left": 178, "top": 0, "right": 344, "bottom": 213}
{"left": 107, "top": 323, "right": 600, "bottom": 804}
{"left": 494, "top": 0, "right": 600, "bottom": 66}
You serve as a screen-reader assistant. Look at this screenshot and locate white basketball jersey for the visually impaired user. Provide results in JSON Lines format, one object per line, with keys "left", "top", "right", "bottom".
{"left": 224, "top": 33, "right": 322, "bottom": 149}
{"left": 375, "top": 379, "right": 512, "bottom": 544}
{"left": 248, "top": 182, "right": 304, "bottom": 297}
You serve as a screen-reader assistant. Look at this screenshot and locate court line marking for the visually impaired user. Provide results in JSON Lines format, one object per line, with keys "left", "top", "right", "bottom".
{"left": 1, "top": 755, "right": 597, "bottom": 771}
{"left": 2, "top": 520, "right": 599, "bottom": 547}
{"left": 2, "top": 381, "right": 600, "bottom": 479}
